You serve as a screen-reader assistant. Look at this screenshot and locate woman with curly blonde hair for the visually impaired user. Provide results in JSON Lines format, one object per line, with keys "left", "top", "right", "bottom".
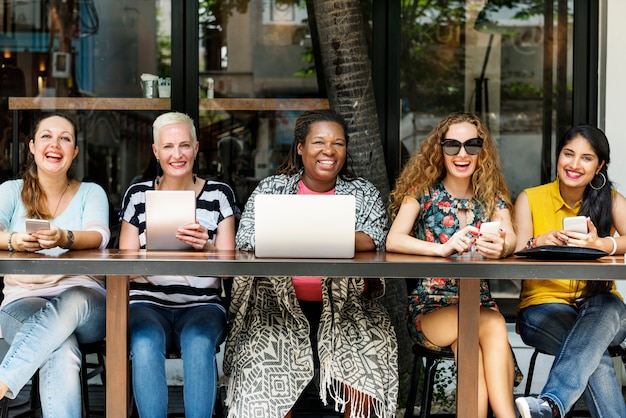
{"left": 388, "top": 112, "right": 512, "bottom": 220}
{"left": 387, "top": 112, "right": 518, "bottom": 418}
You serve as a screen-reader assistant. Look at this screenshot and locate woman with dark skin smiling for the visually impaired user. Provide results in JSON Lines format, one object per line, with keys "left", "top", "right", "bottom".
{"left": 224, "top": 109, "right": 397, "bottom": 418}
{"left": 514, "top": 125, "right": 626, "bottom": 418}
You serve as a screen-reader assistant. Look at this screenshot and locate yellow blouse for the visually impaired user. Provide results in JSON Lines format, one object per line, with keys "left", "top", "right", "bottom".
{"left": 517, "top": 179, "right": 621, "bottom": 310}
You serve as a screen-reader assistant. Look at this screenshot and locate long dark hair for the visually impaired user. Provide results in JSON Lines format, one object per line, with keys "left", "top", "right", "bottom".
{"left": 558, "top": 125, "right": 613, "bottom": 297}
{"left": 276, "top": 109, "right": 357, "bottom": 180}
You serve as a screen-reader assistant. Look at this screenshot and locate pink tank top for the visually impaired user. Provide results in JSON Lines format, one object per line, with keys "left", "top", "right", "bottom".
{"left": 291, "top": 180, "right": 335, "bottom": 302}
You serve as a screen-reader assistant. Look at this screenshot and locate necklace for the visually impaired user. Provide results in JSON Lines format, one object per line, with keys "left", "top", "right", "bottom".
{"left": 52, "top": 182, "right": 70, "bottom": 218}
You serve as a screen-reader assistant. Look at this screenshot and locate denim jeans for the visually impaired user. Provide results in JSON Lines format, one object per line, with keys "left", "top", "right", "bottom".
{"left": 517, "top": 293, "right": 626, "bottom": 418}
{"left": 0, "top": 286, "right": 106, "bottom": 418}
{"left": 130, "top": 303, "right": 227, "bottom": 418}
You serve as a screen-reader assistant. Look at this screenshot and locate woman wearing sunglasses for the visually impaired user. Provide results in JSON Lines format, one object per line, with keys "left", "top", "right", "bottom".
{"left": 386, "top": 112, "right": 518, "bottom": 418}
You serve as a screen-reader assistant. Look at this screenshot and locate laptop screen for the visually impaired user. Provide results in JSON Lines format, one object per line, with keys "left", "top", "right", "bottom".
{"left": 254, "top": 194, "right": 356, "bottom": 258}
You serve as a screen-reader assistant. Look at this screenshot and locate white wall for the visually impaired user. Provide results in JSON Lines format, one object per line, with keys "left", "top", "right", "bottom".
{"left": 602, "top": 0, "right": 626, "bottom": 196}
{"left": 602, "top": 0, "right": 626, "bottom": 297}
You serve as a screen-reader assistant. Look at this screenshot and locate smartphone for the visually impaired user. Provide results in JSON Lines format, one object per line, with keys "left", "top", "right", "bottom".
{"left": 563, "top": 216, "right": 588, "bottom": 233}
{"left": 25, "top": 219, "right": 51, "bottom": 233}
{"left": 479, "top": 221, "right": 500, "bottom": 235}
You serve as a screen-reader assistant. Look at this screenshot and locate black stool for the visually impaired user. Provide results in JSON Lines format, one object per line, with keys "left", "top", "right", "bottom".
{"left": 405, "top": 344, "right": 456, "bottom": 418}
{"left": 523, "top": 346, "right": 626, "bottom": 418}
{"left": 80, "top": 340, "right": 107, "bottom": 417}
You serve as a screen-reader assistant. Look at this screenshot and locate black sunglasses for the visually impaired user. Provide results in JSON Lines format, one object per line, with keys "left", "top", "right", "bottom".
{"left": 440, "top": 137, "right": 484, "bottom": 156}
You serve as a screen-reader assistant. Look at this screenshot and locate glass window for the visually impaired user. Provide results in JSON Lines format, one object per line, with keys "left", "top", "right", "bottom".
{"left": 400, "top": 0, "right": 573, "bottom": 198}
{"left": 1, "top": 0, "right": 170, "bottom": 212}
{"left": 196, "top": 0, "right": 325, "bottom": 208}
{"left": 399, "top": 1, "right": 574, "bottom": 304}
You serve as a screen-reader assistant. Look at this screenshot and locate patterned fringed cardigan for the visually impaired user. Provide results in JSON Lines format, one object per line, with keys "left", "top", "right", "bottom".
{"left": 224, "top": 173, "right": 398, "bottom": 418}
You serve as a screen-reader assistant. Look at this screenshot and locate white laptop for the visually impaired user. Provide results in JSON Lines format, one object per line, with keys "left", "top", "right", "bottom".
{"left": 145, "top": 190, "right": 196, "bottom": 250}
{"left": 254, "top": 194, "right": 356, "bottom": 258}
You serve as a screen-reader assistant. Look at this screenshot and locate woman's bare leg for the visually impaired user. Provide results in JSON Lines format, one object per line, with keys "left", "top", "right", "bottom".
{"left": 343, "top": 402, "right": 351, "bottom": 418}
{"left": 478, "top": 309, "right": 516, "bottom": 418}
{"left": 342, "top": 386, "right": 374, "bottom": 418}
{"left": 420, "top": 306, "right": 516, "bottom": 418}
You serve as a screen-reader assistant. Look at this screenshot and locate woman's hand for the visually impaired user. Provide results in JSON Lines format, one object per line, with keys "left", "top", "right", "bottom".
{"left": 31, "top": 225, "right": 66, "bottom": 249}
{"left": 177, "top": 222, "right": 212, "bottom": 251}
{"left": 475, "top": 228, "right": 506, "bottom": 259}
{"left": 535, "top": 229, "right": 569, "bottom": 247}
{"left": 12, "top": 232, "right": 42, "bottom": 252}
{"left": 558, "top": 218, "right": 605, "bottom": 249}
{"left": 437, "top": 226, "right": 478, "bottom": 257}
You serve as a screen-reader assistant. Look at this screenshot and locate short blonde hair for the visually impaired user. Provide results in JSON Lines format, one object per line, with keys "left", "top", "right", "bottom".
{"left": 152, "top": 112, "right": 197, "bottom": 146}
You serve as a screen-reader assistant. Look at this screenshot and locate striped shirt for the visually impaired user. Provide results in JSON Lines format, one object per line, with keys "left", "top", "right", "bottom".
{"left": 119, "top": 179, "right": 239, "bottom": 309}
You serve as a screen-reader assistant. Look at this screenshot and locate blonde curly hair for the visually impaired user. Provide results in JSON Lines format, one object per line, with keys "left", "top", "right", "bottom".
{"left": 388, "top": 112, "right": 512, "bottom": 221}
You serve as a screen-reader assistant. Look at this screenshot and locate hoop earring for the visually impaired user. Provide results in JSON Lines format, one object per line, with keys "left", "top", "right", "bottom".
{"left": 155, "top": 159, "right": 162, "bottom": 186}
{"left": 590, "top": 172, "right": 606, "bottom": 190}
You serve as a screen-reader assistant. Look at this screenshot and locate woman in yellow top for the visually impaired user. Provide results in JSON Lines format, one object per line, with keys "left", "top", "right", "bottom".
{"left": 514, "top": 125, "right": 626, "bottom": 418}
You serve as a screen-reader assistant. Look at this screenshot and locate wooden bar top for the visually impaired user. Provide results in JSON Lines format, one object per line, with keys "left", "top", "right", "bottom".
{"left": 1, "top": 249, "right": 624, "bottom": 279}
{"left": 1, "top": 249, "right": 623, "bottom": 418}
{"left": 8, "top": 97, "right": 171, "bottom": 111}
{"left": 8, "top": 97, "right": 329, "bottom": 112}
{"left": 199, "top": 98, "right": 329, "bottom": 111}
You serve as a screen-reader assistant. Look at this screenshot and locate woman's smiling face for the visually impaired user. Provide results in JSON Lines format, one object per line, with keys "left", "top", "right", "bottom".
{"left": 297, "top": 120, "right": 347, "bottom": 192}
{"left": 152, "top": 123, "right": 198, "bottom": 180}
{"left": 29, "top": 115, "right": 78, "bottom": 176}
{"left": 557, "top": 134, "right": 604, "bottom": 190}
{"left": 442, "top": 122, "right": 480, "bottom": 180}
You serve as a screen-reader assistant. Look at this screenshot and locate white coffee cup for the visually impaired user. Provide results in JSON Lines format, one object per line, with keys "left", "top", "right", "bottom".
{"left": 158, "top": 77, "right": 171, "bottom": 98}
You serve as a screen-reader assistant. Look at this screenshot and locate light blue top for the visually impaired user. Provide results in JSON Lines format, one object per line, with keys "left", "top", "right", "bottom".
{"left": 0, "top": 179, "right": 110, "bottom": 305}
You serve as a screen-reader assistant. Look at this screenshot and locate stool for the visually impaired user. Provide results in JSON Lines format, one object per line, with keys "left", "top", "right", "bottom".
{"left": 404, "top": 344, "right": 456, "bottom": 418}
{"left": 80, "top": 340, "right": 107, "bottom": 417}
{"left": 0, "top": 340, "right": 106, "bottom": 418}
{"left": 523, "top": 346, "right": 626, "bottom": 418}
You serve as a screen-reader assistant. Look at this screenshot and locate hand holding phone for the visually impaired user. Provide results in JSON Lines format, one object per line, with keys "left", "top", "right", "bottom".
{"left": 25, "top": 219, "right": 51, "bottom": 234}
{"left": 479, "top": 221, "right": 500, "bottom": 236}
{"left": 563, "top": 216, "right": 588, "bottom": 234}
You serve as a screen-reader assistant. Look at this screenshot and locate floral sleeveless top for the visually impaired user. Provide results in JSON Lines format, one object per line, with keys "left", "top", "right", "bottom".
{"left": 407, "top": 181, "right": 508, "bottom": 348}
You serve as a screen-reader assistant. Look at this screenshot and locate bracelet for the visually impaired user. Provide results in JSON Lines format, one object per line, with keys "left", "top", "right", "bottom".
{"left": 62, "top": 230, "right": 74, "bottom": 250}
{"left": 607, "top": 236, "right": 617, "bottom": 256}
{"left": 7, "top": 232, "right": 16, "bottom": 252}
{"left": 526, "top": 237, "right": 537, "bottom": 249}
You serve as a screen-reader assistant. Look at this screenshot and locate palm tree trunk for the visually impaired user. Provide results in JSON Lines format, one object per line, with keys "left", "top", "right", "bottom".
{"left": 310, "top": 0, "right": 389, "bottom": 200}
{"left": 309, "top": 0, "right": 412, "bottom": 407}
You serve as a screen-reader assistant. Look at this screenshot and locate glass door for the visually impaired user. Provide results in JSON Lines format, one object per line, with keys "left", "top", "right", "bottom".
{"left": 194, "top": 0, "right": 325, "bottom": 209}
{"left": 399, "top": 0, "right": 574, "bottom": 198}
{"left": 0, "top": 0, "right": 172, "bottom": 210}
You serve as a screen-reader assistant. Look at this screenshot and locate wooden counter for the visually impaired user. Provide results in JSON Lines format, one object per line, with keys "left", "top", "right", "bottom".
{"left": 1, "top": 249, "right": 624, "bottom": 417}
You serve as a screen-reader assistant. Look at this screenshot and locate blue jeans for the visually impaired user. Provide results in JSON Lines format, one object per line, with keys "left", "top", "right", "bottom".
{"left": 517, "top": 293, "right": 626, "bottom": 418}
{"left": 130, "top": 303, "right": 227, "bottom": 418}
{"left": 0, "top": 286, "right": 106, "bottom": 418}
